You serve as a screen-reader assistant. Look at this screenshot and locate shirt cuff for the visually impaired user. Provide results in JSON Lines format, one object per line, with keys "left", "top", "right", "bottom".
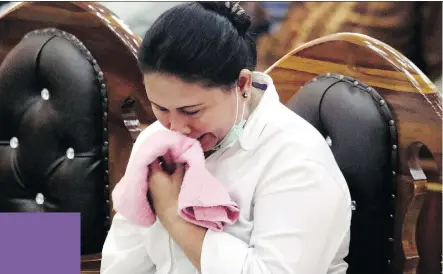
{"left": 201, "top": 229, "right": 249, "bottom": 274}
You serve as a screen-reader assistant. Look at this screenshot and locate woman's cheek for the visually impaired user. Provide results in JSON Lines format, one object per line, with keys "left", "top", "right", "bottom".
{"left": 190, "top": 114, "right": 212, "bottom": 133}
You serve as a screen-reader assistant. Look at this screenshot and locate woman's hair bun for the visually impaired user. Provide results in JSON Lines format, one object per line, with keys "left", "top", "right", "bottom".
{"left": 198, "top": 1, "right": 251, "bottom": 35}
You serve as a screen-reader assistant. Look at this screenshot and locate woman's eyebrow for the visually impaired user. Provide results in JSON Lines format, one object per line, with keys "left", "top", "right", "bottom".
{"left": 148, "top": 99, "right": 203, "bottom": 110}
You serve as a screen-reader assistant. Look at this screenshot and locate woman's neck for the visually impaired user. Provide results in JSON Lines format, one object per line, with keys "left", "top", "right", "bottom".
{"left": 246, "top": 87, "right": 263, "bottom": 120}
{"left": 204, "top": 88, "right": 263, "bottom": 159}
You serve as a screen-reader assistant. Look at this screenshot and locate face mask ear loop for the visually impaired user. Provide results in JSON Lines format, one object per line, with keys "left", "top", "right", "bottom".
{"left": 233, "top": 84, "right": 239, "bottom": 126}
{"left": 210, "top": 83, "right": 243, "bottom": 152}
{"left": 240, "top": 100, "right": 246, "bottom": 123}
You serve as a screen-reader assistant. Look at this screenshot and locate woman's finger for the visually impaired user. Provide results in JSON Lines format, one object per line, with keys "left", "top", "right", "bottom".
{"left": 150, "top": 158, "right": 162, "bottom": 172}
{"left": 172, "top": 163, "right": 186, "bottom": 182}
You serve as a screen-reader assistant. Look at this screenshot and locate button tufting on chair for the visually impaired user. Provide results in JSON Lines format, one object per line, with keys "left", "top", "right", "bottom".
{"left": 0, "top": 28, "right": 111, "bottom": 255}
{"left": 41, "top": 88, "right": 50, "bottom": 100}
{"left": 351, "top": 200, "right": 357, "bottom": 211}
{"left": 286, "top": 73, "right": 399, "bottom": 274}
{"left": 35, "top": 193, "right": 45, "bottom": 205}
{"left": 325, "top": 136, "right": 332, "bottom": 147}
{"left": 66, "top": 148, "right": 75, "bottom": 159}
{"left": 9, "top": 137, "right": 18, "bottom": 149}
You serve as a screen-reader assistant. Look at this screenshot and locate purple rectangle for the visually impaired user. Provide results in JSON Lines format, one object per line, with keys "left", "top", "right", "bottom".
{"left": 0, "top": 213, "right": 80, "bottom": 274}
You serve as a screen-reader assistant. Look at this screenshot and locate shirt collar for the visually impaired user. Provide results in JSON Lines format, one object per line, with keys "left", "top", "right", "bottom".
{"left": 238, "top": 72, "right": 280, "bottom": 151}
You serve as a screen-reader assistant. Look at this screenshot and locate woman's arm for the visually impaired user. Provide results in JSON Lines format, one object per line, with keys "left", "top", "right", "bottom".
{"left": 101, "top": 213, "right": 156, "bottom": 274}
{"left": 161, "top": 208, "right": 207, "bottom": 271}
{"left": 162, "top": 155, "right": 352, "bottom": 274}
{"left": 101, "top": 123, "right": 166, "bottom": 273}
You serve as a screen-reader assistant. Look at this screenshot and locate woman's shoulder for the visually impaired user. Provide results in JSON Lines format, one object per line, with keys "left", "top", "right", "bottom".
{"left": 253, "top": 104, "right": 349, "bottom": 199}
{"left": 265, "top": 103, "right": 328, "bottom": 149}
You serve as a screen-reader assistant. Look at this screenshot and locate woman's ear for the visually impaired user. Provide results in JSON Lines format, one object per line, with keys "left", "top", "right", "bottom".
{"left": 237, "top": 69, "right": 253, "bottom": 95}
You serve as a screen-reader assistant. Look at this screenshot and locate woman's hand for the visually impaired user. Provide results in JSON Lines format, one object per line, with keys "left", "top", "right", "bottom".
{"left": 148, "top": 159, "right": 186, "bottom": 224}
{"left": 148, "top": 158, "right": 206, "bottom": 271}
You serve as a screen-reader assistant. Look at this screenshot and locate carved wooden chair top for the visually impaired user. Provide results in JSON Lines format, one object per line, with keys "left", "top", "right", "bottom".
{"left": 267, "top": 32, "right": 441, "bottom": 274}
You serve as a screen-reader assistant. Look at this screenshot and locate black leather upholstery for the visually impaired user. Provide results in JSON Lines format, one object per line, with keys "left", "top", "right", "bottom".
{"left": 287, "top": 74, "right": 398, "bottom": 274}
{"left": 0, "top": 29, "right": 110, "bottom": 255}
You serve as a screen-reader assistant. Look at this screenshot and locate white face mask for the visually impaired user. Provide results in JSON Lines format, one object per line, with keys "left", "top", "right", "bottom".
{"left": 211, "top": 85, "right": 246, "bottom": 151}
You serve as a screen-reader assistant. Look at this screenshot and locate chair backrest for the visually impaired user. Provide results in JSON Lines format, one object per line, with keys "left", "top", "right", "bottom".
{"left": 0, "top": 2, "right": 155, "bottom": 271}
{"left": 0, "top": 27, "right": 110, "bottom": 255}
{"left": 266, "top": 33, "right": 442, "bottom": 274}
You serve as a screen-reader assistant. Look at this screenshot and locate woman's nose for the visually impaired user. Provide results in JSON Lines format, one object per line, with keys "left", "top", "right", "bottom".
{"left": 169, "top": 116, "right": 191, "bottom": 135}
{"left": 171, "top": 124, "right": 191, "bottom": 135}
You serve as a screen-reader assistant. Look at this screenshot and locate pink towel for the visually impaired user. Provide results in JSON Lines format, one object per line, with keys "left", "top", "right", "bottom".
{"left": 112, "top": 130, "right": 240, "bottom": 231}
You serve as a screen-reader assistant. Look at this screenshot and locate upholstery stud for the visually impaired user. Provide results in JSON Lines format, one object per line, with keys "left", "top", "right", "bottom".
{"left": 338, "top": 75, "right": 344, "bottom": 80}
{"left": 353, "top": 80, "right": 359, "bottom": 86}
{"left": 66, "top": 147, "right": 75, "bottom": 159}
{"left": 35, "top": 193, "right": 45, "bottom": 205}
{"left": 392, "top": 171, "right": 396, "bottom": 176}
{"left": 389, "top": 214, "right": 394, "bottom": 218}
{"left": 388, "top": 237, "right": 394, "bottom": 242}
{"left": 379, "top": 99, "right": 385, "bottom": 105}
{"left": 41, "top": 88, "right": 50, "bottom": 100}
{"left": 326, "top": 73, "right": 331, "bottom": 77}
{"left": 392, "top": 145, "right": 397, "bottom": 150}
{"left": 351, "top": 200, "right": 357, "bottom": 211}
{"left": 9, "top": 137, "right": 18, "bottom": 149}
{"left": 325, "top": 136, "right": 332, "bottom": 147}
{"left": 389, "top": 120, "right": 394, "bottom": 126}
{"left": 391, "top": 194, "right": 396, "bottom": 198}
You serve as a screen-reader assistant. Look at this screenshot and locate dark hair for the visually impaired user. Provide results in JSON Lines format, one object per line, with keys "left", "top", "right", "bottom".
{"left": 138, "top": 2, "right": 257, "bottom": 89}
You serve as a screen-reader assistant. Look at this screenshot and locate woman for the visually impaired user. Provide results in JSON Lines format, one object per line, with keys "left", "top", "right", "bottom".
{"left": 101, "top": 2, "right": 352, "bottom": 274}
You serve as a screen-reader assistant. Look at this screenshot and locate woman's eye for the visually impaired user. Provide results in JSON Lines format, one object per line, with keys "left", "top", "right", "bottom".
{"left": 154, "top": 105, "right": 168, "bottom": 112}
{"left": 182, "top": 109, "right": 200, "bottom": 116}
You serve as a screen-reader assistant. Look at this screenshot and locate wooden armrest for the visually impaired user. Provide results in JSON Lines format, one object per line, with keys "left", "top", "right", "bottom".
{"left": 400, "top": 142, "right": 441, "bottom": 274}
{"left": 81, "top": 253, "right": 101, "bottom": 273}
{"left": 400, "top": 180, "right": 427, "bottom": 274}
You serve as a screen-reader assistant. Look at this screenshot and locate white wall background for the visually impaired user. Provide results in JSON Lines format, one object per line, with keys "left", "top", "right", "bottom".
{"left": 100, "top": 2, "right": 183, "bottom": 38}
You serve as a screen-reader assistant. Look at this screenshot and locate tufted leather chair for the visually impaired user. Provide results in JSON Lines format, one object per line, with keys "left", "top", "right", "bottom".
{"left": 0, "top": 29, "right": 110, "bottom": 255}
{"left": 287, "top": 74, "right": 397, "bottom": 274}
{"left": 267, "top": 33, "right": 442, "bottom": 274}
{"left": 0, "top": 2, "right": 156, "bottom": 272}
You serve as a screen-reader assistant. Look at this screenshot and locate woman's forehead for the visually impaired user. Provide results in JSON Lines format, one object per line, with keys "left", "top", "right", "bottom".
{"left": 144, "top": 73, "right": 227, "bottom": 107}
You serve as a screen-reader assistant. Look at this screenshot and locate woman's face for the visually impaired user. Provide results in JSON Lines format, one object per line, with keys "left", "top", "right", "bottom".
{"left": 144, "top": 71, "right": 252, "bottom": 152}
